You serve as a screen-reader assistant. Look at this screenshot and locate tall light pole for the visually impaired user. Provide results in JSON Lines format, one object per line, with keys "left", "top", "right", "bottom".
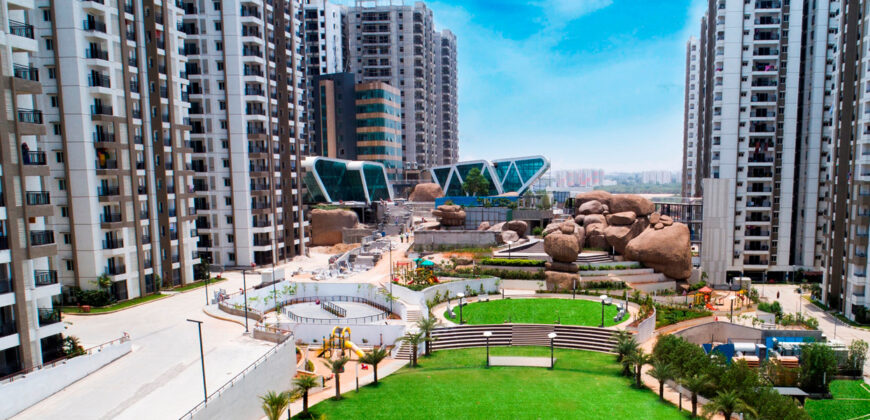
{"left": 483, "top": 331, "right": 492, "bottom": 367}
{"left": 241, "top": 270, "right": 249, "bottom": 332}
{"left": 457, "top": 292, "right": 465, "bottom": 325}
{"left": 389, "top": 241, "right": 393, "bottom": 314}
{"left": 599, "top": 295, "right": 607, "bottom": 328}
{"left": 507, "top": 240, "right": 514, "bottom": 259}
{"left": 187, "top": 319, "right": 207, "bottom": 406}
{"left": 547, "top": 332, "right": 557, "bottom": 369}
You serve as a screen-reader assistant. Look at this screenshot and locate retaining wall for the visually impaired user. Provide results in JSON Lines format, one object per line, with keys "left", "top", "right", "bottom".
{"left": 0, "top": 338, "right": 132, "bottom": 419}
{"left": 287, "top": 324, "right": 407, "bottom": 348}
{"left": 413, "top": 230, "right": 499, "bottom": 251}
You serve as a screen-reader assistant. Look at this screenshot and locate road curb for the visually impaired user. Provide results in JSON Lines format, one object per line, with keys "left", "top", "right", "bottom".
{"left": 61, "top": 294, "right": 171, "bottom": 316}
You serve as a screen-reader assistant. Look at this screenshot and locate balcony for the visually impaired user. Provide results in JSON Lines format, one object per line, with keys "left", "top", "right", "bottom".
{"left": 88, "top": 73, "right": 111, "bottom": 87}
{"left": 91, "top": 104, "right": 113, "bottom": 116}
{"left": 96, "top": 159, "right": 118, "bottom": 170}
{"left": 83, "top": 19, "right": 107, "bottom": 33}
{"left": 0, "top": 275, "right": 10, "bottom": 294}
{"left": 105, "top": 265, "right": 126, "bottom": 275}
{"left": 34, "top": 270, "right": 58, "bottom": 287}
{"left": 98, "top": 185, "right": 120, "bottom": 196}
{"left": 17, "top": 108, "right": 43, "bottom": 124}
{"left": 13, "top": 64, "right": 39, "bottom": 81}
{"left": 0, "top": 236, "right": 7, "bottom": 250}
{"left": 8, "top": 20, "right": 34, "bottom": 39}
{"left": 30, "top": 230, "right": 54, "bottom": 246}
{"left": 25, "top": 191, "right": 50, "bottom": 206}
{"left": 37, "top": 308, "right": 61, "bottom": 327}
{"left": 103, "top": 238, "right": 124, "bottom": 249}
{"left": 85, "top": 48, "right": 109, "bottom": 61}
{"left": 100, "top": 213, "right": 122, "bottom": 223}
{"left": 93, "top": 131, "right": 115, "bottom": 143}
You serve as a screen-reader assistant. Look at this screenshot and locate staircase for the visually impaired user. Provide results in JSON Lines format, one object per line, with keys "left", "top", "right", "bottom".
{"left": 511, "top": 324, "right": 554, "bottom": 346}
{"left": 430, "top": 324, "right": 617, "bottom": 354}
{"left": 405, "top": 306, "right": 423, "bottom": 323}
{"left": 395, "top": 342, "right": 414, "bottom": 360}
{"left": 576, "top": 253, "right": 613, "bottom": 264}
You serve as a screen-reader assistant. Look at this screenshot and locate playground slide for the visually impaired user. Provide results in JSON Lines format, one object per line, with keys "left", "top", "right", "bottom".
{"left": 344, "top": 340, "right": 366, "bottom": 358}
{"left": 705, "top": 303, "right": 716, "bottom": 311}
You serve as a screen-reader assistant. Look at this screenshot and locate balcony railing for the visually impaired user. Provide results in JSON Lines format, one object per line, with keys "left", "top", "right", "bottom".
{"left": 98, "top": 185, "right": 120, "bottom": 196}
{"left": 30, "top": 230, "right": 54, "bottom": 246}
{"left": 34, "top": 270, "right": 58, "bottom": 287}
{"left": 83, "top": 19, "right": 107, "bottom": 33}
{"left": 25, "top": 191, "right": 50, "bottom": 206}
{"left": 17, "top": 109, "right": 43, "bottom": 124}
{"left": 0, "top": 320, "right": 15, "bottom": 337}
{"left": 103, "top": 238, "right": 124, "bottom": 249}
{"left": 100, "top": 213, "right": 122, "bottom": 223}
{"left": 0, "top": 236, "right": 8, "bottom": 250}
{"left": 88, "top": 73, "right": 111, "bottom": 87}
{"left": 91, "top": 104, "right": 113, "bottom": 116}
{"left": 85, "top": 48, "right": 109, "bottom": 60}
{"left": 105, "top": 265, "right": 126, "bottom": 275}
{"left": 9, "top": 20, "right": 34, "bottom": 39}
{"left": 93, "top": 131, "right": 115, "bottom": 143}
{"left": 13, "top": 64, "right": 38, "bottom": 81}
{"left": 0, "top": 276, "right": 11, "bottom": 294}
{"left": 37, "top": 308, "right": 61, "bottom": 327}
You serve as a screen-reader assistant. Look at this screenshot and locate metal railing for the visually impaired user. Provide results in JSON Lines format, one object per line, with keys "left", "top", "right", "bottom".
{"left": 30, "top": 230, "right": 54, "bottom": 246}
{"left": 25, "top": 191, "right": 50, "bottom": 205}
{"left": 17, "top": 109, "right": 43, "bottom": 124}
{"left": 0, "top": 334, "right": 130, "bottom": 384}
{"left": 34, "top": 270, "right": 58, "bottom": 286}
{"left": 8, "top": 20, "right": 33, "bottom": 39}
{"left": 282, "top": 295, "right": 390, "bottom": 325}
{"left": 321, "top": 301, "right": 346, "bottom": 318}
{"left": 37, "top": 308, "right": 60, "bottom": 326}
{"left": 13, "top": 64, "right": 38, "bottom": 81}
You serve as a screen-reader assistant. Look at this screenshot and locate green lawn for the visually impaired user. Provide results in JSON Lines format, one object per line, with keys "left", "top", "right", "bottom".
{"left": 806, "top": 380, "right": 870, "bottom": 420}
{"left": 171, "top": 277, "right": 226, "bottom": 292}
{"left": 302, "top": 347, "right": 685, "bottom": 419}
{"left": 61, "top": 293, "right": 168, "bottom": 314}
{"left": 446, "top": 298, "right": 622, "bottom": 326}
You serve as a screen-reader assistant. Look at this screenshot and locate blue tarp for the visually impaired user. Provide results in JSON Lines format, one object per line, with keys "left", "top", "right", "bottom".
{"left": 435, "top": 195, "right": 519, "bottom": 208}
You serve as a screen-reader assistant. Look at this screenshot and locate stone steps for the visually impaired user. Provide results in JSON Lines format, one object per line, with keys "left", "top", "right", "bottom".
{"left": 430, "top": 324, "right": 617, "bottom": 353}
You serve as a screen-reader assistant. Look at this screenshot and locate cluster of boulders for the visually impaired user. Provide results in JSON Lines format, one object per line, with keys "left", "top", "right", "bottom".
{"left": 542, "top": 221, "right": 584, "bottom": 290}
{"left": 432, "top": 204, "right": 466, "bottom": 226}
{"left": 477, "top": 219, "right": 528, "bottom": 244}
{"left": 540, "top": 191, "right": 692, "bottom": 285}
{"left": 310, "top": 208, "right": 359, "bottom": 246}
{"left": 408, "top": 183, "right": 444, "bottom": 202}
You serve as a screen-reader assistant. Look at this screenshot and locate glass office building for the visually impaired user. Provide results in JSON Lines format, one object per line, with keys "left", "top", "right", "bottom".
{"left": 429, "top": 156, "right": 550, "bottom": 196}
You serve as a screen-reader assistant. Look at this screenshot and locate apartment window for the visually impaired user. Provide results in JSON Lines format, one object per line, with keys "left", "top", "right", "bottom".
{"left": 220, "top": 120, "right": 227, "bottom": 129}
{"left": 60, "top": 206, "right": 68, "bottom": 217}
{"left": 222, "top": 159, "right": 229, "bottom": 168}
{"left": 47, "top": 67, "right": 56, "bottom": 79}
{"left": 218, "top": 82, "right": 225, "bottom": 91}
{"left": 55, "top": 151, "right": 64, "bottom": 163}
{"left": 213, "top": 2, "right": 221, "bottom": 11}
{"left": 224, "top": 178, "right": 230, "bottom": 187}
{"left": 226, "top": 216, "right": 233, "bottom": 224}
{"left": 216, "top": 61, "right": 224, "bottom": 71}
{"left": 214, "top": 21, "right": 222, "bottom": 31}
{"left": 218, "top": 101, "right": 226, "bottom": 110}
{"left": 65, "top": 260, "right": 74, "bottom": 271}
{"left": 53, "top": 124, "right": 61, "bottom": 135}
{"left": 228, "top": 252, "right": 235, "bottom": 262}
{"left": 224, "top": 197, "right": 231, "bottom": 206}
{"left": 58, "top": 179, "right": 66, "bottom": 191}
{"left": 44, "top": 38, "right": 53, "bottom": 51}
{"left": 43, "top": 9, "right": 51, "bottom": 21}
{"left": 50, "top": 96, "right": 58, "bottom": 107}
{"left": 227, "top": 234, "right": 234, "bottom": 243}
{"left": 215, "top": 41, "right": 222, "bottom": 51}
{"left": 63, "top": 233, "right": 70, "bottom": 244}
{"left": 221, "top": 140, "right": 228, "bottom": 149}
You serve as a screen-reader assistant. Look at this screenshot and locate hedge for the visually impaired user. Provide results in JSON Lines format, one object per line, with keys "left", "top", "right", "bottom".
{"left": 479, "top": 258, "right": 545, "bottom": 267}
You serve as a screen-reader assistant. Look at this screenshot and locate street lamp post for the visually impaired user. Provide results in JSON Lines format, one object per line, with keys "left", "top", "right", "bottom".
{"left": 389, "top": 241, "right": 393, "bottom": 314}
{"left": 507, "top": 241, "right": 514, "bottom": 259}
{"left": 572, "top": 278, "right": 576, "bottom": 300}
{"left": 729, "top": 295, "right": 737, "bottom": 323}
{"left": 241, "top": 270, "right": 249, "bottom": 333}
{"left": 483, "top": 331, "right": 492, "bottom": 367}
{"left": 272, "top": 266, "right": 278, "bottom": 315}
{"left": 599, "top": 295, "right": 607, "bottom": 328}
{"left": 547, "top": 332, "right": 557, "bottom": 369}
{"left": 186, "top": 319, "right": 207, "bottom": 406}
{"left": 457, "top": 293, "right": 465, "bottom": 325}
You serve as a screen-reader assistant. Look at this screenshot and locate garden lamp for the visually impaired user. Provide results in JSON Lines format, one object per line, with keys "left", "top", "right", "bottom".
{"left": 547, "top": 332, "right": 557, "bottom": 369}
{"left": 483, "top": 331, "right": 492, "bottom": 367}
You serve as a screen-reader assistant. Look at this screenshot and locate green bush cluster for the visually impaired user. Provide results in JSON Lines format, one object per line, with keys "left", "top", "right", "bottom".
{"left": 69, "top": 287, "right": 115, "bottom": 307}
{"left": 757, "top": 300, "right": 783, "bottom": 316}
{"left": 478, "top": 258, "right": 545, "bottom": 267}
{"left": 531, "top": 226, "right": 543, "bottom": 236}
{"left": 436, "top": 267, "right": 545, "bottom": 280}
{"left": 688, "top": 280, "right": 707, "bottom": 292}
{"left": 655, "top": 305, "right": 711, "bottom": 328}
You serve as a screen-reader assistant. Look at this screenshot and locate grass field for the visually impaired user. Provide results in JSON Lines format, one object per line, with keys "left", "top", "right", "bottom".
{"left": 302, "top": 347, "right": 685, "bottom": 419}
{"left": 60, "top": 293, "right": 168, "bottom": 314}
{"left": 446, "top": 298, "right": 622, "bottom": 326}
{"left": 806, "top": 380, "right": 870, "bottom": 420}
{"left": 171, "top": 277, "right": 226, "bottom": 292}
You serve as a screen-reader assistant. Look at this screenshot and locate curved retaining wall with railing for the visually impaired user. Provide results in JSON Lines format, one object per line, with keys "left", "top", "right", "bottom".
{"left": 428, "top": 324, "right": 618, "bottom": 355}
{"left": 282, "top": 295, "right": 390, "bottom": 325}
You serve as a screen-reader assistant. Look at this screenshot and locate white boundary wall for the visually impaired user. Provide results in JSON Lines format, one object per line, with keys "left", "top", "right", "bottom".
{"left": 0, "top": 339, "right": 132, "bottom": 419}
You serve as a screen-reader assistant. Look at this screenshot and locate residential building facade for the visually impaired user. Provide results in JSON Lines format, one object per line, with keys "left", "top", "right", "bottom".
{"left": 681, "top": 37, "right": 702, "bottom": 197}
{"left": 311, "top": 72, "right": 356, "bottom": 159}
{"left": 183, "top": 0, "right": 308, "bottom": 267}
{"left": 355, "top": 81, "right": 401, "bottom": 178}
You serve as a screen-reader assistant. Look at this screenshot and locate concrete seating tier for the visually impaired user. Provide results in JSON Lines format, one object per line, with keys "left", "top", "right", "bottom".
{"left": 576, "top": 253, "right": 614, "bottom": 264}
{"left": 430, "top": 324, "right": 617, "bottom": 354}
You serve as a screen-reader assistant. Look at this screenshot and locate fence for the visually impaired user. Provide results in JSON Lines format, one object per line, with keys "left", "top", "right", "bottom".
{"left": 321, "top": 301, "right": 347, "bottom": 318}
{"left": 283, "top": 295, "right": 390, "bottom": 325}
{"left": 0, "top": 334, "right": 130, "bottom": 384}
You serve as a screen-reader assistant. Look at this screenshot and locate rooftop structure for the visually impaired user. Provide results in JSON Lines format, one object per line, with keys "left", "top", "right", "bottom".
{"left": 428, "top": 156, "right": 550, "bottom": 196}
{"left": 302, "top": 156, "right": 394, "bottom": 204}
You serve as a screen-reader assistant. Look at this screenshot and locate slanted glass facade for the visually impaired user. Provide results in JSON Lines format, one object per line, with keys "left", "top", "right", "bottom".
{"left": 355, "top": 82, "right": 402, "bottom": 180}
{"left": 429, "top": 156, "right": 550, "bottom": 196}
{"left": 302, "top": 157, "right": 395, "bottom": 204}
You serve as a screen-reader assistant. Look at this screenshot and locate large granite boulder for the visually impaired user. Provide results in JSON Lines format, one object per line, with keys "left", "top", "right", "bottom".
{"left": 432, "top": 204, "right": 466, "bottom": 227}
{"left": 487, "top": 222, "right": 506, "bottom": 232}
{"left": 544, "top": 270, "right": 578, "bottom": 292}
{"left": 544, "top": 222, "right": 581, "bottom": 263}
{"left": 624, "top": 223, "right": 692, "bottom": 280}
{"left": 609, "top": 194, "right": 655, "bottom": 216}
{"left": 408, "top": 183, "right": 444, "bottom": 202}
{"left": 542, "top": 222, "right": 561, "bottom": 236}
{"left": 500, "top": 230, "right": 519, "bottom": 244}
{"left": 604, "top": 218, "right": 649, "bottom": 254}
{"left": 504, "top": 220, "right": 528, "bottom": 238}
{"left": 310, "top": 208, "right": 359, "bottom": 246}
{"left": 574, "top": 214, "right": 586, "bottom": 225}
{"left": 606, "top": 211, "right": 637, "bottom": 226}
{"left": 583, "top": 214, "right": 606, "bottom": 227}
{"left": 574, "top": 191, "right": 612, "bottom": 208}
{"left": 546, "top": 261, "right": 578, "bottom": 272}
{"left": 477, "top": 221, "right": 491, "bottom": 231}
{"left": 586, "top": 225, "right": 609, "bottom": 249}
{"left": 578, "top": 200, "right": 606, "bottom": 215}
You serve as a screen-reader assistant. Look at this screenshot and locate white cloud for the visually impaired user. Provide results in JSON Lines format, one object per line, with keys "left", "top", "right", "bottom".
{"left": 537, "top": 0, "right": 614, "bottom": 25}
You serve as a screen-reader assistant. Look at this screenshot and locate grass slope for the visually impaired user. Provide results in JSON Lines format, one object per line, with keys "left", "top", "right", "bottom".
{"left": 806, "top": 380, "right": 870, "bottom": 420}
{"left": 448, "top": 298, "right": 621, "bottom": 326}
{"left": 303, "top": 347, "right": 684, "bottom": 419}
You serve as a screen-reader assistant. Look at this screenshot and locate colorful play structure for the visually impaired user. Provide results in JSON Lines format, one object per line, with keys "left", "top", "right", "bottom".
{"left": 316, "top": 326, "right": 365, "bottom": 359}
{"left": 692, "top": 287, "right": 750, "bottom": 312}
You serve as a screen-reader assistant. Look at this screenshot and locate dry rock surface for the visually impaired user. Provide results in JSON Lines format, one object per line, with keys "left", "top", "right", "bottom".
{"left": 409, "top": 183, "right": 444, "bottom": 202}
{"left": 310, "top": 208, "right": 359, "bottom": 246}
{"left": 432, "top": 204, "right": 466, "bottom": 227}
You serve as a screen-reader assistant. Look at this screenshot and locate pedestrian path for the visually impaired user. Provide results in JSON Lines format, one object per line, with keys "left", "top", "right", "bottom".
{"left": 490, "top": 356, "right": 552, "bottom": 367}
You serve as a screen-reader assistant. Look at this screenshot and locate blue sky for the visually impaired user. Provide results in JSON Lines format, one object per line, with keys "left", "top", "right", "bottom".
{"left": 425, "top": 0, "right": 706, "bottom": 171}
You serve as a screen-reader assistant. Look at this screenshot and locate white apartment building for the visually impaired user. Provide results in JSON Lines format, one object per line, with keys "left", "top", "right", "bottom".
{"left": 183, "top": 0, "right": 308, "bottom": 267}
{"left": 34, "top": 0, "right": 198, "bottom": 298}
{"left": 346, "top": 1, "right": 457, "bottom": 172}
{"left": 681, "top": 36, "right": 702, "bottom": 197}
{"left": 303, "top": 0, "right": 344, "bottom": 76}
{"left": 0, "top": 0, "right": 63, "bottom": 376}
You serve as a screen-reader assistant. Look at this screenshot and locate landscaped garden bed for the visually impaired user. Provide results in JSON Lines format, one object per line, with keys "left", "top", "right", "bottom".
{"left": 446, "top": 298, "right": 622, "bottom": 326}
{"left": 806, "top": 380, "right": 870, "bottom": 420}
{"left": 301, "top": 347, "right": 684, "bottom": 419}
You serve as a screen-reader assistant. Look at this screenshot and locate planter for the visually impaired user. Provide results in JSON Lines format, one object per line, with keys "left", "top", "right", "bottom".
{"left": 81, "top": 305, "right": 91, "bottom": 313}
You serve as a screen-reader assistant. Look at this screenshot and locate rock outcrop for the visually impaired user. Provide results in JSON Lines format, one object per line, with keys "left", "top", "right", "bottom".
{"left": 543, "top": 221, "right": 582, "bottom": 291}
{"left": 624, "top": 222, "right": 692, "bottom": 280}
{"left": 504, "top": 220, "right": 529, "bottom": 238}
{"left": 608, "top": 194, "right": 655, "bottom": 216}
{"left": 606, "top": 211, "right": 637, "bottom": 226}
{"left": 408, "top": 183, "right": 444, "bottom": 202}
{"left": 500, "top": 230, "right": 519, "bottom": 243}
{"left": 432, "top": 204, "right": 466, "bottom": 227}
{"left": 574, "top": 191, "right": 613, "bottom": 208}
{"left": 310, "top": 208, "right": 359, "bottom": 246}
{"left": 477, "top": 221, "right": 491, "bottom": 231}
{"left": 578, "top": 200, "right": 606, "bottom": 215}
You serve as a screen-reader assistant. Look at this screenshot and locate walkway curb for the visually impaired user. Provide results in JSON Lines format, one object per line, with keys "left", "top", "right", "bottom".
{"left": 60, "top": 294, "right": 171, "bottom": 316}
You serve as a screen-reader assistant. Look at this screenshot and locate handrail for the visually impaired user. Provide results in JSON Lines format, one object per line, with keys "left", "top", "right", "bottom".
{"left": 0, "top": 333, "right": 130, "bottom": 384}
{"left": 178, "top": 339, "right": 291, "bottom": 419}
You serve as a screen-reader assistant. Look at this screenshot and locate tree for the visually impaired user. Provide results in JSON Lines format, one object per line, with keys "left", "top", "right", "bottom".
{"left": 96, "top": 273, "right": 112, "bottom": 291}
{"left": 400, "top": 330, "right": 425, "bottom": 367}
{"left": 415, "top": 316, "right": 440, "bottom": 356}
{"left": 682, "top": 373, "right": 712, "bottom": 418}
{"left": 293, "top": 375, "right": 319, "bottom": 418}
{"left": 847, "top": 339, "right": 869, "bottom": 375}
{"left": 800, "top": 343, "right": 838, "bottom": 393}
{"left": 701, "top": 389, "right": 756, "bottom": 420}
{"left": 322, "top": 356, "right": 350, "bottom": 400}
{"left": 461, "top": 168, "right": 490, "bottom": 196}
{"left": 615, "top": 331, "right": 639, "bottom": 376}
{"left": 358, "top": 347, "right": 389, "bottom": 386}
{"left": 539, "top": 193, "right": 551, "bottom": 210}
{"left": 260, "top": 390, "right": 296, "bottom": 420}
{"left": 648, "top": 360, "right": 677, "bottom": 401}
{"left": 628, "top": 350, "right": 654, "bottom": 388}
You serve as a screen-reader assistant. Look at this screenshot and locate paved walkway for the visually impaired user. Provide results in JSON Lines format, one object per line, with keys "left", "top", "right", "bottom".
{"left": 490, "top": 356, "right": 552, "bottom": 367}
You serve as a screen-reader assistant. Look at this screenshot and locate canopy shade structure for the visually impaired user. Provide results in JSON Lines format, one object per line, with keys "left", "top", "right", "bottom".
{"left": 428, "top": 155, "right": 550, "bottom": 196}
{"left": 302, "top": 156, "right": 394, "bottom": 204}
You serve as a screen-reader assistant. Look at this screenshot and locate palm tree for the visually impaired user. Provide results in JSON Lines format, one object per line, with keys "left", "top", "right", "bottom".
{"left": 702, "top": 389, "right": 756, "bottom": 420}
{"left": 682, "top": 373, "right": 712, "bottom": 418}
{"left": 293, "top": 375, "right": 319, "bottom": 418}
{"left": 647, "top": 360, "right": 677, "bottom": 401}
{"left": 358, "top": 346, "right": 390, "bottom": 385}
{"left": 415, "top": 316, "right": 440, "bottom": 356}
{"left": 400, "top": 330, "right": 424, "bottom": 367}
{"left": 260, "top": 390, "right": 295, "bottom": 420}
{"left": 322, "top": 356, "right": 350, "bottom": 400}
{"left": 628, "top": 349, "right": 654, "bottom": 388}
{"left": 615, "top": 332, "right": 639, "bottom": 376}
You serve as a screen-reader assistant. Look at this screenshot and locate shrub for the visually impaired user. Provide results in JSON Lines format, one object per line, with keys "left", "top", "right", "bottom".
{"left": 800, "top": 343, "right": 838, "bottom": 393}
{"left": 435, "top": 267, "right": 545, "bottom": 280}
{"left": 531, "top": 226, "right": 543, "bottom": 236}
{"left": 70, "top": 287, "right": 115, "bottom": 307}
{"left": 757, "top": 300, "right": 783, "bottom": 316}
{"left": 688, "top": 280, "right": 707, "bottom": 292}
{"left": 478, "top": 258, "right": 545, "bottom": 267}
{"left": 577, "top": 263, "right": 642, "bottom": 271}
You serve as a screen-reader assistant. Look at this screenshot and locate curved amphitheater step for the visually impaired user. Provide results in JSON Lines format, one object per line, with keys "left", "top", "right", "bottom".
{"left": 576, "top": 253, "right": 614, "bottom": 264}
{"left": 431, "top": 324, "right": 617, "bottom": 353}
